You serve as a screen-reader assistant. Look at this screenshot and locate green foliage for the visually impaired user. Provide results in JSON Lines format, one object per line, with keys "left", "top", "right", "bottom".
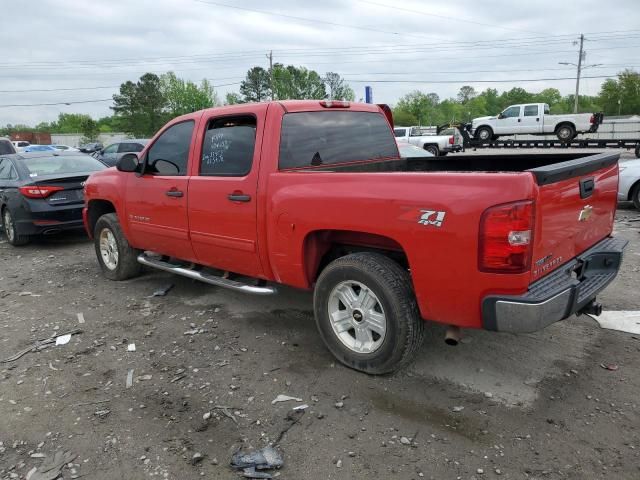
{"left": 224, "top": 92, "right": 244, "bottom": 105}
{"left": 240, "top": 67, "right": 271, "bottom": 102}
{"left": 271, "top": 64, "right": 326, "bottom": 100}
{"left": 161, "top": 72, "right": 218, "bottom": 116}
{"left": 393, "top": 110, "right": 418, "bottom": 126}
{"left": 111, "top": 74, "right": 166, "bottom": 137}
{"left": 324, "top": 72, "right": 355, "bottom": 101}
{"left": 457, "top": 86, "right": 477, "bottom": 104}
{"left": 598, "top": 69, "right": 640, "bottom": 115}
{"left": 80, "top": 117, "right": 100, "bottom": 144}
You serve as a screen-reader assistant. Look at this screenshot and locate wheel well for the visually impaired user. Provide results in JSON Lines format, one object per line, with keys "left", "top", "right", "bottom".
{"left": 87, "top": 200, "right": 116, "bottom": 237}
{"left": 303, "top": 230, "right": 409, "bottom": 285}
{"left": 630, "top": 179, "right": 640, "bottom": 201}
{"left": 554, "top": 122, "right": 575, "bottom": 133}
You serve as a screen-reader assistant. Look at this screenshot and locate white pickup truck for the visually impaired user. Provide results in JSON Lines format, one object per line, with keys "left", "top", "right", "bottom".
{"left": 471, "top": 103, "right": 602, "bottom": 142}
{"left": 393, "top": 126, "right": 462, "bottom": 156}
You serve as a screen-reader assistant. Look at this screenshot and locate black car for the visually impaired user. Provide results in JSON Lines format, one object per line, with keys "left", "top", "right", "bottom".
{"left": 79, "top": 142, "right": 103, "bottom": 153}
{"left": 0, "top": 152, "right": 106, "bottom": 245}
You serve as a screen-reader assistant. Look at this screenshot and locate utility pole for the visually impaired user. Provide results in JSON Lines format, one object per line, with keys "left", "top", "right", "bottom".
{"left": 573, "top": 34, "right": 584, "bottom": 114}
{"left": 266, "top": 50, "right": 274, "bottom": 100}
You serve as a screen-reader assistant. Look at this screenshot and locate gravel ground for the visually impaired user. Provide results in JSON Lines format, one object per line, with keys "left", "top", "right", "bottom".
{"left": 1, "top": 153, "right": 639, "bottom": 480}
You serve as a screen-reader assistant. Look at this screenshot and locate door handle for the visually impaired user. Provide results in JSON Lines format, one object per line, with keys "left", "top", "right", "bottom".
{"left": 228, "top": 192, "right": 251, "bottom": 202}
{"left": 536, "top": 118, "right": 540, "bottom": 121}
{"left": 517, "top": 118, "right": 521, "bottom": 122}
{"left": 165, "top": 189, "right": 183, "bottom": 198}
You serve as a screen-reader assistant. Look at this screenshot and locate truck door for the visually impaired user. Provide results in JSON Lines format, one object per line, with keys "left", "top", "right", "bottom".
{"left": 187, "top": 107, "right": 266, "bottom": 277}
{"left": 495, "top": 105, "right": 521, "bottom": 135}
{"left": 124, "top": 120, "right": 196, "bottom": 260}
{"left": 520, "top": 104, "right": 542, "bottom": 134}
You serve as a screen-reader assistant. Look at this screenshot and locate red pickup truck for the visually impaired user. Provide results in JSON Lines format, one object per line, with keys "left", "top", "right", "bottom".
{"left": 83, "top": 100, "right": 626, "bottom": 374}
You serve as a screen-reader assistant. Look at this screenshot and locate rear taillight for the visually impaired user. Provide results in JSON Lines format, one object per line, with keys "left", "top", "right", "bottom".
{"left": 589, "top": 114, "right": 595, "bottom": 124}
{"left": 449, "top": 136, "right": 455, "bottom": 145}
{"left": 19, "top": 185, "right": 64, "bottom": 199}
{"left": 479, "top": 200, "right": 534, "bottom": 273}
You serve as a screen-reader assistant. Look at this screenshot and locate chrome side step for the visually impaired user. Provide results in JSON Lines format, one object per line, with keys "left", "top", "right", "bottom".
{"left": 137, "top": 254, "right": 277, "bottom": 295}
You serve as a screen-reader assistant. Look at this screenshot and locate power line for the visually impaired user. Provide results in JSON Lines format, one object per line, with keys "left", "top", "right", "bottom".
{"left": 0, "top": 99, "right": 113, "bottom": 108}
{"left": 345, "top": 74, "right": 616, "bottom": 84}
{"left": 0, "top": 81, "right": 242, "bottom": 94}
{"left": 192, "top": 0, "right": 447, "bottom": 41}
{"left": 357, "top": 0, "right": 542, "bottom": 34}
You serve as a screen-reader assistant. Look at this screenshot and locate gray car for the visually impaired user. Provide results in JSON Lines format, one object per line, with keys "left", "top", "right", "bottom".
{"left": 619, "top": 160, "right": 640, "bottom": 210}
{"left": 94, "top": 140, "right": 148, "bottom": 167}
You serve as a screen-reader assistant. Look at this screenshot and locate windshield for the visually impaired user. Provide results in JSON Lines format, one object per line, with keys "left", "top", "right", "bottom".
{"left": 393, "top": 128, "right": 407, "bottom": 137}
{"left": 22, "top": 155, "right": 106, "bottom": 177}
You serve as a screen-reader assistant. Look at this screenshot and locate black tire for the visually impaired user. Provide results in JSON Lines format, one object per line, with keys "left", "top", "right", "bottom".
{"left": 474, "top": 126, "right": 493, "bottom": 142}
{"left": 313, "top": 252, "right": 425, "bottom": 374}
{"left": 424, "top": 144, "right": 439, "bottom": 156}
{"left": 632, "top": 183, "right": 640, "bottom": 211}
{"left": 556, "top": 124, "right": 575, "bottom": 142}
{"left": 635, "top": 143, "right": 639, "bottom": 159}
{"left": 2, "top": 207, "right": 30, "bottom": 246}
{"left": 94, "top": 213, "right": 142, "bottom": 280}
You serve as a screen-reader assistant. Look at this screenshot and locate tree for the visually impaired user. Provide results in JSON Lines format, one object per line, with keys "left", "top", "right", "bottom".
{"left": 324, "top": 72, "right": 355, "bottom": 101}
{"left": 271, "top": 64, "right": 326, "bottom": 100}
{"left": 598, "top": 69, "right": 640, "bottom": 115}
{"left": 392, "top": 109, "right": 418, "bottom": 126}
{"left": 534, "top": 88, "right": 562, "bottom": 107}
{"left": 224, "top": 92, "right": 244, "bottom": 105}
{"left": 395, "top": 90, "right": 441, "bottom": 125}
{"left": 80, "top": 117, "right": 100, "bottom": 143}
{"left": 112, "top": 73, "right": 167, "bottom": 137}
{"left": 240, "top": 67, "right": 271, "bottom": 102}
{"left": 161, "top": 72, "right": 218, "bottom": 116}
{"left": 457, "top": 86, "right": 477, "bottom": 104}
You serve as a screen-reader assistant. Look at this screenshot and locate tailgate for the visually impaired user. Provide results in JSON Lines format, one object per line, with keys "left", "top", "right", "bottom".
{"left": 528, "top": 153, "right": 619, "bottom": 282}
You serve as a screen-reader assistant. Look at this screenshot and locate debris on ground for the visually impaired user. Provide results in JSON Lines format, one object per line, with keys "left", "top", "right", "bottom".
{"left": 76, "top": 312, "right": 85, "bottom": 324}
{"left": 452, "top": 406, "right": 465, "bottom": 412}
{"left": 26, "top": 449, "right": 76, "bottom": 480}
{"left": 126, "top": 369, "right": 134, "bottom": 388}
{"left": 55, "top": 334, "right": 71, "bottom": 346}
{"left": 230, "top": 445, "right": 283, "bottom": 479}
{"left": 600, "top": 363, "right": 619, "bottom": 371}
{"left": 191, "top": 452, "right": 204, "bottom": 465}
{"left": 271, "top": 394, "right": 302, "bottom": 405}
{"left": 1, "top": 329, "right": 82, "bottom": 363}
{"left": 150, "top": 284, "right": 174, "bottom": 297}
{"left": 292, "top": 404, "right": 308, "bottom": 411}
{"left": 127, "top": 343, "right": 136, "bottom": 352}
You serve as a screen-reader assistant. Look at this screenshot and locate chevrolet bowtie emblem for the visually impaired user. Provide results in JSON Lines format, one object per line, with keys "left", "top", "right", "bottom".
{"left": 578, "top": 205, "right": 593, "bottom": 222}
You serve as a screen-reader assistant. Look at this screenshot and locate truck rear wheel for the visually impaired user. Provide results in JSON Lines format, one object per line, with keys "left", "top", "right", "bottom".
{"left": 632, "top": 183, "right": 640, "bottom": 211}
{"left": 94, "top": 213, "right": 142, "bottom": 281}
{"left": 424, "top": 144, "right": 439, "bottom": 156}
{"left": 556, "top": 124, "right": 575, "bottom": 142}
{"left": 313, "top": 252, "right": 425, "bottom": 374}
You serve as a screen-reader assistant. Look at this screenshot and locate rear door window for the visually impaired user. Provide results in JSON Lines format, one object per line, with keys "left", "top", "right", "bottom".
{"left": 524, "top": 105, "right": 539, "bottom": 117}
{"left": 146, "top": 121, "right": 194, "bottom": 176}
{"left": 200, "top": 116, "right": 256, "bottom": 176}
{"left": 279, "top": 111, "right": 397, "bottom": 169}
{"left": 103, "top": 144, "right": 118, "bottom": 154}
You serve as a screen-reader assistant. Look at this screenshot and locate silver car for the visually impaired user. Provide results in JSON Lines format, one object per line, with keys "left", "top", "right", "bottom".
{"left": 94, "top": 139, "right": 148, "bottom": 167}
{"left": 619, "top": 160, "right": 640, "bottom": 210}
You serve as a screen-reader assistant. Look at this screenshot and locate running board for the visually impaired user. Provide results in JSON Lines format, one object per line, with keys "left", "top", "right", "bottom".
{"left": 137, "top": 254, "right": 277, "bottom": 295}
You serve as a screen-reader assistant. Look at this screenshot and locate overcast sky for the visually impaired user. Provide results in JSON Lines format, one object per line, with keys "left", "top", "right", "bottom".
{"left": 1, "top": 0, "right": 639, "bottom": 126}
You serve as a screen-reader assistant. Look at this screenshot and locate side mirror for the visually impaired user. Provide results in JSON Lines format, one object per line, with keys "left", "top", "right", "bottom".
{"left": 116, "top": 153, "right": 140, "bottom": 172}
{"left": 497, "top": 113, "right": 504, "bottom": 119}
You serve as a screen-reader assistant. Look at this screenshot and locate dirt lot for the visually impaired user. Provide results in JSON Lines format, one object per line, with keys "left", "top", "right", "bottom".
{"left": 1, "top": 156, "right": 639, "bottom": 479}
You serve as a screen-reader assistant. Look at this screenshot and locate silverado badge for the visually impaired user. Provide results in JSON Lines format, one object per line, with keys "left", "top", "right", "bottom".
{"left": 418, "top": 210, "right": 446, "bottom": 227}
{"left": 578, "top": 205, "right": 593, "bottom": 222}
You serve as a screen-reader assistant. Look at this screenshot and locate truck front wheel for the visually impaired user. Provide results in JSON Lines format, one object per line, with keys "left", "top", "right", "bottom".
{"left": 313, "top": 252, "right": 425, "bottom": 374}
{"left": 94, "top": 213, "right": 142, "bottom": 281}
{"left": 474, "top": 126, "right": 493, "bottom": 142}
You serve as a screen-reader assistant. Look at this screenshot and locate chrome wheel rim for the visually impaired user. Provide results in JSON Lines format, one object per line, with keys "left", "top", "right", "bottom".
{"left": 3, "top": 210, "right": 14, "bottom": 242}
{"left": 99, "top": 228, "right": 119, "bottom": 270}
{"left": 558, "top": 127, "right": 571, "bottom": 139}
{"left": 328, "top": 280, "right": 386, "bottom": 354}
{"left": 478, "top": 129, "right": 490, "bottom": 140}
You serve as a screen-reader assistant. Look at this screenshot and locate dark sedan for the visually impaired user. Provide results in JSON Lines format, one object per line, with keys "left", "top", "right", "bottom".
{"left": 0, "top": 152, "right": 106, "bottom": 245}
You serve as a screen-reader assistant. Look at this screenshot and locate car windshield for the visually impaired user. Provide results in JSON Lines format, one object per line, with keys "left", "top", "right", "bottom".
{"left": 22, "top": 155, "right": 106, "bottom": 176}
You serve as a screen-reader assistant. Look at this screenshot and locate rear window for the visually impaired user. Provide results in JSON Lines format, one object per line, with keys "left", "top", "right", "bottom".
{"left": 279, "top": 111, "right": 398, "bottom": 169}
{"left": 21, "top": 155, "right": 106, "bottom": 177}
{"left": 393, "top": 128, "right": 407, "bottom": 137}
{"left": 0, "top": 141, "right": 15, "bottom": 155}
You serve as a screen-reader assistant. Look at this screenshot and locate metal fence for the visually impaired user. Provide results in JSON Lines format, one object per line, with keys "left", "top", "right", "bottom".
{"left": 51, "top": 133, "right": 130, "bottom": 147}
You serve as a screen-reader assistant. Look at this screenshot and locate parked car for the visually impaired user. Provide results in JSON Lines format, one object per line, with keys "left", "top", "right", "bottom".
{"left": 1, "top": 138, "right": 17, "bottom": 155}
{"left": 23, "top": 145, "right": 57, "bottom": 153}
{"left": 619, "top": 160, "right": 640, "bottom": 210}
{"left": 52, "top": 144, "right": 79, "bottom": 152}
{"left": 11, "top": 140, "right": 30, "bottom": 152}
{"left": 84, "top": 100, "right": 626, "bottom": 374}
{"left": 393, "top": 126, "right": 462, "bottom": 156}
{"left": 0, "top": 152, "right": 106, "bottom": 245}
{"left": 79, "top": 142, "right": 103, "bottom": 154}
{"left": 471, "top": 103, "right": 602, "bottom": 141}
{"left": 94, "top": 140, "right": 148, "bottom": 167}
{"left": 396, "top": 142, "right": 434, "bottom": 158}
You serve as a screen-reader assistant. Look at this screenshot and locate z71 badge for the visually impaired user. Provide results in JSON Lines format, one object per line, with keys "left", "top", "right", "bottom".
{"left": 418, "top": 210, "right": 446, "bottom": 228}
